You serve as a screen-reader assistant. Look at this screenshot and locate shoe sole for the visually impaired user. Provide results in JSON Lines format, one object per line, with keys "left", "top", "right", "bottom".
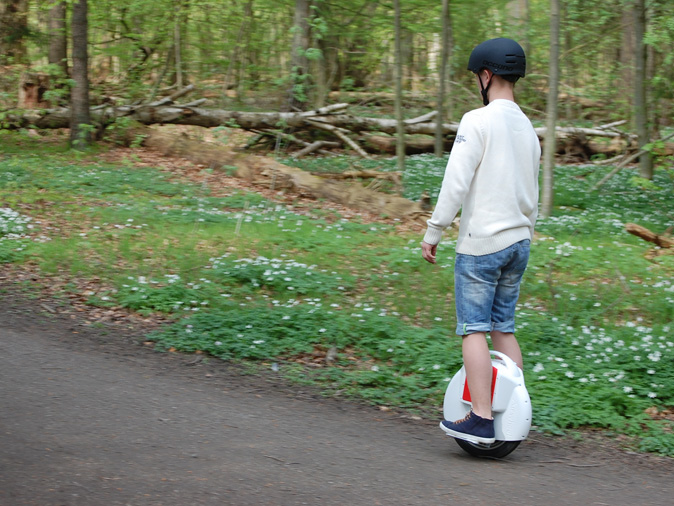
{"left": 439, "top": 421, "right": 496, "bottom": 445}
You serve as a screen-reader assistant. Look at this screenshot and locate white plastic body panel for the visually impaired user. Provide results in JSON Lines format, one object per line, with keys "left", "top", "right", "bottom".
{"left": 443, "top": 351, "right": 531, "bottom": 441}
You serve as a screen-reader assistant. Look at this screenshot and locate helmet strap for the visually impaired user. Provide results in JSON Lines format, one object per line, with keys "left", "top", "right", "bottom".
{"left": 478, "top": 71, "right": 492, "bottom": 106}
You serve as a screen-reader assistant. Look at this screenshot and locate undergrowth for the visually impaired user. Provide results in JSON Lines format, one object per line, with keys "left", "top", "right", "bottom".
{"left": 1, "top": 131, "right": 673, "bottom": 456}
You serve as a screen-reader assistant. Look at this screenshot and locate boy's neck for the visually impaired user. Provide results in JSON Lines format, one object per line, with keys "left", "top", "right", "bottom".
{"left": 488, "top": 77, "right": 516, "bottom": 103}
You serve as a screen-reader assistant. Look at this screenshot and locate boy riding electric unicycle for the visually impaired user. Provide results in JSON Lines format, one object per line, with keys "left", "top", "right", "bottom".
{"left": 442, "top": 351, "right": 531, "bottom": 458}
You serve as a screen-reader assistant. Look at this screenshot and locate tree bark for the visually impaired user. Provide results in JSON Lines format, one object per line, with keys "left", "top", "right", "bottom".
{"left": 633, "top": 0, "right": 653, "bottom": 178}
{"left": 312, "top": 170, "right": 401, "bottom": 183}
{"left": 541, "top": 0, "right": 560, "bottom": 218}
{"left": 18, "top": 72, "right": 50, "bottom": 108}
{"left": 0, "top": 0, "right": 29, "bottom": 64}
{"left": 47, "top": 1, "right": 68, "bottom": 76}
{"left": 287, "top": 0, "right": 312, "bottom": 111}
{"left": 222, "top": 0, "right": 254, "bottom": 101}
{"left": 435, "top": 0, "right": 452, "bottom": 157}
{"left": 70, "top": 0, "right": 92, "bottom": 149}
{"left": 625, "top": 223, "right": 674, "bottom": 248}
{"left": 620, "top": 7, "right": 635, "bottom": 93}
{"left": 362, "top": 134, "right": 453, "bottom": 155}
{"left": 174, "top": 6, "right": 184, "bottom": 89}
{"left": 393, "top": 0, "right": 405, "bottom": 173}
{"left": 507, "top": 0, "right": 530, "bottom": 56}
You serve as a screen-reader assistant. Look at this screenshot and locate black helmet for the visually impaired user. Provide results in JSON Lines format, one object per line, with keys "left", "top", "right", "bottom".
{"left": 467, "top": 38, "right": 526, "bottom": 79}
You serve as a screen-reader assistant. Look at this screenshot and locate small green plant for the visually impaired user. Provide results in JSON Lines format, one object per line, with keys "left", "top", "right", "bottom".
{"left": 0, "top": 239, "right": 29, "bottom": 263}
{"left": 71, "top": 123, "right": 96, "bottom": 150}
{"left": 205, "top": 253, "right": 355, "bottom": 296}
{"left": 104, "top": 116, "right": 146, "bottom": 147}
{"left": 0, "top": 207, "right": 32, "bottom": 237}
{"left": 116, "top": 275, "right": 223, "bottom": 315}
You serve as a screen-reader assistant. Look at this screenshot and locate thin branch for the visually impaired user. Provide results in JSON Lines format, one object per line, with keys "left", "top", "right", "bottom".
{"left": 592, "top": 131, "right": 674, "bottom": 191}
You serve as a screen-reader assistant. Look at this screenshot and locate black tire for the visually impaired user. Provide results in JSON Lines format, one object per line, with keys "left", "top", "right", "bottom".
{"left": 455, "top": 438, "right": 521, "bottom": 459}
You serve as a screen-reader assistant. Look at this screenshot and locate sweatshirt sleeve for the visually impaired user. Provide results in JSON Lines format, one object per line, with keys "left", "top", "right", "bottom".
{"left": 527, "top": 143, "right": 542, "bottom": 238}
{"left": 423, "top": 112, "right": 485, "bottom": 245}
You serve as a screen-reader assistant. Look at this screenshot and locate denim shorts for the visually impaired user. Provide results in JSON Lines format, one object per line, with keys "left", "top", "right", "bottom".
{"left": 454, "top": 239, "right": 530, "bottom": 336}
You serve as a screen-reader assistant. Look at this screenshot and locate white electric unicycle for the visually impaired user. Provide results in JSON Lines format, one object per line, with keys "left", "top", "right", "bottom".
{"left": 443, "top": 351, "right": 531, "bottom": 458}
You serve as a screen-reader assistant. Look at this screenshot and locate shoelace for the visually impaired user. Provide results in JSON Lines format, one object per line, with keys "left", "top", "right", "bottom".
{"left": 453, "top": 411, "right": 474, "bottom": 424}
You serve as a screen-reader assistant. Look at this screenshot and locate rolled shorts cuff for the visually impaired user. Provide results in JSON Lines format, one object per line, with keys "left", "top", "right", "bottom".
{"left": 492, "top": 320, "right": 516, "bottom": 334}
{"left": 455, "top": 322, "right": 491, "bottom": 336}
{"left": 455, "top": 320, "right": 516, "bottom": 336}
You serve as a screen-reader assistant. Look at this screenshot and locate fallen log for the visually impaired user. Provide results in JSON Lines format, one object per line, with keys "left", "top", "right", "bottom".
{"left": 292, "top": 140, "right": 340, "bottom": 158}
{"left": 304, "top": 118, "right": 371, "bottom": 158}
{"left": 147, "top": 84, "right": 197, "bottom": 106}
{"left": 362, "top": 133, "right": 453, "bottom": 155}
{"left": 248, "top": 128, "right": 340, "bottom": 155}
{"left": 534, "top": 126, "right": 630, "bottom": 138}
{"left": 7, "top": 101, "right": 670, "bottom": 160}
{"left": 312, "top": 169, "right": 401, "bottom": 182}
{"left": 404, "top": 111, "right": 437, "bottom": 124}
{"left": 311, "top": 169, "right": 402, "bottom": 194}
{"left": 3, "top": 104, "right": 460, "bottom": 136}
{"left": 625, "top": 223, "right": 674, "bottom": 249}
{"left": 592, "top": 131, "right": 674, "bottom": 190}
{"left": 131, "top": 126, "right": 428, "bottom": 223}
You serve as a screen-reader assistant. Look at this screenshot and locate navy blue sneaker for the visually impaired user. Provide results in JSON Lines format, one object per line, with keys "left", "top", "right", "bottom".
{"left": 439, "top": 411, "right": 495, "bottom": 444}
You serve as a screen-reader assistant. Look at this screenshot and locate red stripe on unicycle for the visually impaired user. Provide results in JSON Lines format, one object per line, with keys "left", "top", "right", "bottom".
{"left": 462, "top": 366, "right": 498, "bottom": 403}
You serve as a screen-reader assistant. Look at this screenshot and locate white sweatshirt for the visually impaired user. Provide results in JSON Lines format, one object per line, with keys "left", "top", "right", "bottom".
{"left": 423, "top": 99, "right": 541, "bottom": 256}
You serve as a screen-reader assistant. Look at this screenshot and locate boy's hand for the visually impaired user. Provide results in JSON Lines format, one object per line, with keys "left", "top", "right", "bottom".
{"left": 421, "top": 241, "right": 437, "bottom": 264}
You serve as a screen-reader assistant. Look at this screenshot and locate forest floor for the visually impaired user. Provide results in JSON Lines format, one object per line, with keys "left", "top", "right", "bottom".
{"left": 2, "top": 276, "right": 674, "bottom": 506}
{"left": 1, "top": 143, "right": 673, "bottom": 505}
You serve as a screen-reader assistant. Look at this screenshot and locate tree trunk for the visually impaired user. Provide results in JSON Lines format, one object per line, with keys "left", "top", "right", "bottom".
{"left": 507, "top": 0, "right": 530, "bottom": 56}
{"left": 393, "top": 0, "right": 405, "bottom": 173}
{"left": 435, "top": 0, "right": 452, "bottom": 157}
{"left": 174, "top": 8, "right": 184, "bottom": 89}
{"left": 620, "top": 8, "right": 635, "bottom": 93}
{"left": 287, "top": 0, "right": 311, "bottom": 111}
{"left": 634, "top": 0, "right": 653, "bottom": 179}
{"left": 541, "top": 0, "right": 560, "bottom": 219}
{"left": 70, "top": 0, "right": 92, "bottom": 149}
{"left": 0, "top": 0, "right": 29, "bottom": 64}
{"left": 47, "top": 1, "right": 68, "bottom": 77}
{"left": 172, "top": 0, "right": 190, "bottom": 89}
{"left": 222, "top": 0, "right": 254, "bottom": 101}
{"left": 18, "top": 72, "right": 50, "bottom": 108}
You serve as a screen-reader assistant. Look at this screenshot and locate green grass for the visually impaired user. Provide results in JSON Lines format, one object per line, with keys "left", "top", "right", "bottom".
{"left": 1, "top": 131, "right": 673, "bottom": 455}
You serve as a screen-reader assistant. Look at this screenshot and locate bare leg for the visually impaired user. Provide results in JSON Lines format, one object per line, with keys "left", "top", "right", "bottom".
{"left": 491, "top": 330, "right": 523, "bottom": 370}
{"left": 462, "top": 332, "right": 493, "bottom": 419}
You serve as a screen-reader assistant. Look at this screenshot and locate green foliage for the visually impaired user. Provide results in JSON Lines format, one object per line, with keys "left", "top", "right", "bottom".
{"left": 2, "top": 134, "right": 674, "bottom": 455}
{"left": 0, "top": 239, "right": 29, "bottom": 263}
{"left": 0, "top": 207, "right": 31, "bottom": 237}
{"left": 149, "top": 299, "right": 460, "bottom": 407}
{"left": 0, "top": 0, "right": 667, "bottom": 128}
{"left": 103, "top": 116, "right": 146, "bottom": 147}
{"left": 115, "top": 275, "right": 223, "bottom": 315}
{"left": 206, "top": 253, "right": 355, "bottom": 296}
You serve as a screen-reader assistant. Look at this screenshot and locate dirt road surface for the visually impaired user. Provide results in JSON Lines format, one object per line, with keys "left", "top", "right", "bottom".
{"left": 1, "top": 285, "right": 672, "bottom": 506}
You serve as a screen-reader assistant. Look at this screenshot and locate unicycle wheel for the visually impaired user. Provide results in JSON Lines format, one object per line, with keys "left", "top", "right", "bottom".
{"left": 455, "top": 438, "right": 521, "bottom": 459}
